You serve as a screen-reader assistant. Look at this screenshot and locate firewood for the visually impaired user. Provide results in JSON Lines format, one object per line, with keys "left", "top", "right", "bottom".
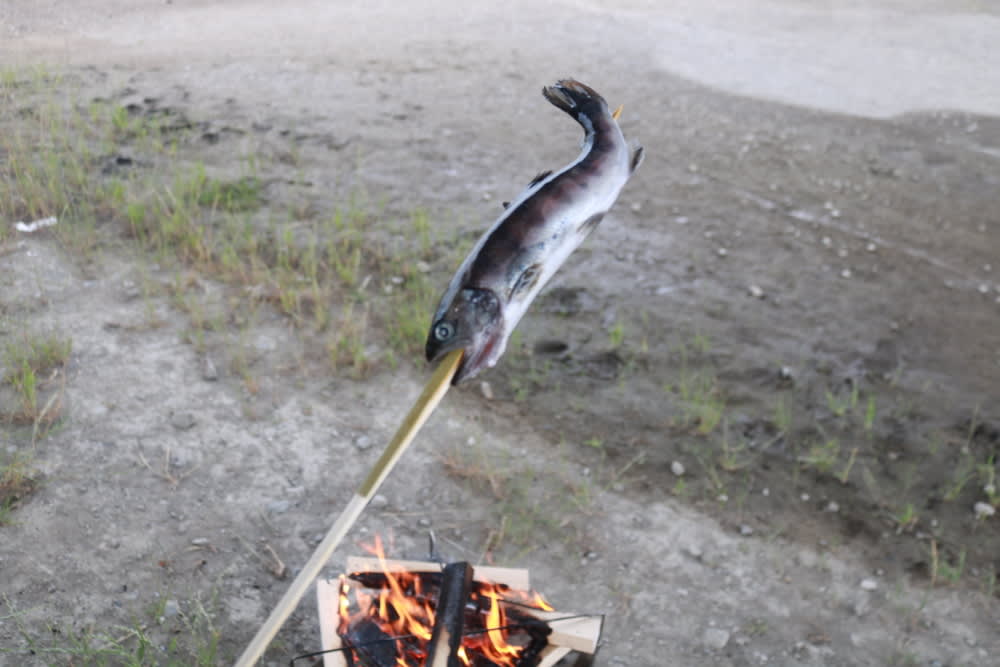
{"left": 424, "top": 562, "right": 473, "bottom": 667}
{"left": 528, "top": 611, "right": 603, "bottom": 654}
{"left": 344, "top": 556, "right": 530, "bottom": 591}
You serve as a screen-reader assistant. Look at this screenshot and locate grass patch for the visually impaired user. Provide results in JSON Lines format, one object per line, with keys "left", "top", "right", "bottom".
{"left": 1, "top": 68, "right": 455, "bottom": 382}
{"left": 1, "top": 591, "right": 223, "bottom": 666}
{"left": 2, "top": 333, "right": 71, "bottom": 430}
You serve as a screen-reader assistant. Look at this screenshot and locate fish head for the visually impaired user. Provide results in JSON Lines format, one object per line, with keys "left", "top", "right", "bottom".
{"left": 425, "top": 287, "right": 505, "bottom": 384}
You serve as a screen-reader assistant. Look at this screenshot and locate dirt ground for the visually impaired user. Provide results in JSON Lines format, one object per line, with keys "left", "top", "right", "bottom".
{"left": 2, "top": 1, "right": 999, "bottom": 665}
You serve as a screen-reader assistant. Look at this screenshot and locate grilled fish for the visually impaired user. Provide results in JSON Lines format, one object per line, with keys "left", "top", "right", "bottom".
{"left": 425, "top": 79, "right": 644, "bottom": 384}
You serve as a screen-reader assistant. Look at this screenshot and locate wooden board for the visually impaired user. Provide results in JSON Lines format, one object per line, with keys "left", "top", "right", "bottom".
{"left": 315, "top": 578, "right": 348, "bottom": 667}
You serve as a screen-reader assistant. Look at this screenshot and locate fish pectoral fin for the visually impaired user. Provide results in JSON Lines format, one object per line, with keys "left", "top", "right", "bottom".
{"left": 528, "top": 170, "right": 553, "bottom": 188}
{"left": 510, "top": 263, "right": 543, "bottom": 300}
{"left": 630, "top": 145, "right": 645, "bottom": 174}
{"left": 612, "top": 104, "right": 623, "bottom": 120}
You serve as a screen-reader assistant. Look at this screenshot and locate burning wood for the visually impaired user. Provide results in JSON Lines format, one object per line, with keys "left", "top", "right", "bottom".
{"left": 316, "top": 547, "right": 601, "bottom": 667}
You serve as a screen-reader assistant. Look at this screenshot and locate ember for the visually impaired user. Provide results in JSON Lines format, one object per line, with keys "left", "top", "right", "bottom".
{"left": 316, "top": 540, "right": 602, "bottom": 667}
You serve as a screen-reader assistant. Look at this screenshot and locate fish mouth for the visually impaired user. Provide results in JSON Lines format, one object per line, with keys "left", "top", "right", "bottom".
{"left": 427, "top": 331, "right": 502, "bottom": 386}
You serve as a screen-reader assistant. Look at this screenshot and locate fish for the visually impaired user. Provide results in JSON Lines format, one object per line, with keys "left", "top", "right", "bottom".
{"left": 425, "top": 78, "right": 644, "bottom": 384}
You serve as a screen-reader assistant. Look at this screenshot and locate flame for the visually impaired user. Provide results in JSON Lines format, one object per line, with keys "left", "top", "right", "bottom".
{"left": 337, "top": 537, "right": 553, "bottom": 666}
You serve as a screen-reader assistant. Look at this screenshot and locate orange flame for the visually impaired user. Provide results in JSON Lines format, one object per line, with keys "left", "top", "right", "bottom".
{"left": 337, "top": 537, "right": 553, "bottom": 666}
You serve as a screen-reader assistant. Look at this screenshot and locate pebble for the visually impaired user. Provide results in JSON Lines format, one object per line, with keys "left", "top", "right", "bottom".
{"left": 354, "top": 435, "right": 372, "bottom": 450}
{"left": 197, "top": 353, "right": 219, "bottom": 381}
{"left": 479, "top": 381, "right": 494, "bottom": 400}
{"left": 416, "top": 261, "right": 431, "bottom": 273}
{"left": 739, "top": 524, "right": 754, "bottom": 536}
{"left": 801, "top": 493, "right": 810, "bottom": 501}
{"left": 418, "top": 518, "right": 431, "bottom": 527}
{"left": 747, "top": 284, "right": 765, "bottom": 299}
{"left": 821, "top": 236, "right": 832, "bottom": 247}
{"left": 866, "top": 242, "right": 877, "bottom": 252}
{"left": 684, "top": 544, "right": 703, "bottom": 560}
{"left": 163, "top": 599, "right": 180, "bottom": 618}
{"left": 860, "top": 578, "right": 878, "bottom": 591}
{"left": 840, "top": 268, "right": 852, "bottom": 279}
{"left": 370, "top": 494, "right": 388, "bottom": 510}
{"left": 762, "top": 487, "right": 770, "bottom": 497}
{"left": 978, "top": 283, "right": 991, "bottom": 295}
{"left": 670, "top": 461, "right": 686, "bottom": 476}
{"left": 716, "top": 247, "right": 728, "bottom": 257}
{"left": 703, "top": 628, "right": 731, "bottom": 650}
{"left": 191, "top": 537, "right": 209, "bottom": 546}
{"left": 826, "top": 501, "right": 840, "bottom": 513}
{"left": 169, "top": 412, "right": 197, "bottom": 430}
{"left": 630, "top": 202, "right": 642, "bottom": 212}
{"left": 973, "top": 502, "right": 995, "bottom": 519}
{"left": 267, "top": 500, "right": 291, "bottom": 514}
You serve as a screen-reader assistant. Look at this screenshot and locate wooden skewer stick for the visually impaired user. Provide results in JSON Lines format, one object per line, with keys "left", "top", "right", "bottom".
{"left": 235, "top": 349, "right": 465, "bottom": 667}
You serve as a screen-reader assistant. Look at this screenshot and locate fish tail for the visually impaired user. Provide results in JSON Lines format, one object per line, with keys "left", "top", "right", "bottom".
{"left": 542, "top": 79, "right": 610, "bottom": 126}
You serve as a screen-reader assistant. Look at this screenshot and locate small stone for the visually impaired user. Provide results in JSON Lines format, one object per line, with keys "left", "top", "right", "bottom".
{"left": 370, "top": 494, "right": 388, "bottom": 510}
{"left": 630, "top": 202, "right": 642, "bottom": 213}
{"left": 416, "top": 261, "right": 431, "bottom": 273}
{"left": 479, "top": 381, "right": 494, "bottom": 400}
{"left": 866, "top": 242, "right": 877, "bottom": 252}
{"left": 801, "top": 493, "right": 810, "bottom": 502}
{"left": 779, "top": 366, "right": 794, "bottom": 381}
{"left": 717, "top": 494, "right": 728, "bottom": 503}
{"left": 739, "top": 524, "right": 753, "bottom": 536}
{"left": 974, "top": 502, "right": 995, "bottom": 519}
{"left": 984, "top": 483, "right": 996, "bottom": 496}
{"left": 354, "top": 435, "right": 372, "bottom": 450}
{"left": 762, "top": 487, "right": 770, "bottom": 497}
{"left": 716, "top": 247, "right": 728, "bottom": 257}
{"left": 979, "top": 283, "right": 991, "bottom": 295}
{"left": 821, "top": 236, "right": 832, "bottom": 247}
{"left": 826, "top": 501, "right": 840, "bottom": 513}
{"left": 191, "top": 537, "right": 210, "bottom": 546}
{"left": 747, "top": 284, "right": 764, "bottom": 298}
{"left": 684, "top": 544, "right": 703, "bottom": 560}
{"left": 703, "top": 628, "right": 730, "bottom": 650}
{"left": 674, "top": 216, "right": 689, "bottom": 225}
{"left": 170, "top": 412, "right": 196, "bottom": 431}
{"left": 201, "top": 356, "right": 218, "bottom": 381}
{"left": 860, "top": 578, "right": 878, "bottom": 591}
{"left": 417, "top": 517, "right": 432, "bottom": 527}
{"left": 670, "top": 461, "right": 685, "bottom": 477}
{"left": 840, "top": 268, "right": 852, "bottom": 278}
{"left": 163, "top": 599, "right": 180, "bottom": 618}
{"left": 267, "top": 500, "right": 291, "bottom": 514}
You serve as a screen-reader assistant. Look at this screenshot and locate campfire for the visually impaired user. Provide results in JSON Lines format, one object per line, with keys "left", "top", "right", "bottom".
{"left": 315, "top": 541, "right": 601, "bottom": 666}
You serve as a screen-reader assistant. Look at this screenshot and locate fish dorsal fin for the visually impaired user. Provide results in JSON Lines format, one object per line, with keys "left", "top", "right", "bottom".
{"left": 528, "top": 170, "right": 553, "bottom": 188}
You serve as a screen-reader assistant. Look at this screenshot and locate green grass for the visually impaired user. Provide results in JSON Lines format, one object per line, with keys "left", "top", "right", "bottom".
{"left": 2, "top": 591, "right": 223, "bottom": 666}
{"left": 1, "top": 68, "right": 453, "bottom": 385}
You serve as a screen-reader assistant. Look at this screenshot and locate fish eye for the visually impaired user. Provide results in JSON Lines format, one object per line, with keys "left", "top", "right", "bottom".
{"left": 433, "top": 322, "right": 455, "bottom": 341}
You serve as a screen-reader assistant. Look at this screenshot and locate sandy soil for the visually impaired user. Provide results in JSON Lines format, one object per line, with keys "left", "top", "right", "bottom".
{"left": 1, "top": 1, "right": 999, "bottom": 666}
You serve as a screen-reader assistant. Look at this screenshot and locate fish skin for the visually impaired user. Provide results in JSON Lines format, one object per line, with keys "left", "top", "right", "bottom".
{"left": 426, "top": 79, "right": 643, "bottom": 384}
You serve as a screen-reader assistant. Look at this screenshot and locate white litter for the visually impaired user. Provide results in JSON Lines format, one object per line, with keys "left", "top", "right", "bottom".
{"left": 14, "top": 216, "right": 58, "bottom": 233}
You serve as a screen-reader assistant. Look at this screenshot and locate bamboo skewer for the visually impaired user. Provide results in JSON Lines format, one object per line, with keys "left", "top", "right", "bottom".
{"left": 234, "top": 349, "right": 465, "bottom": 667}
